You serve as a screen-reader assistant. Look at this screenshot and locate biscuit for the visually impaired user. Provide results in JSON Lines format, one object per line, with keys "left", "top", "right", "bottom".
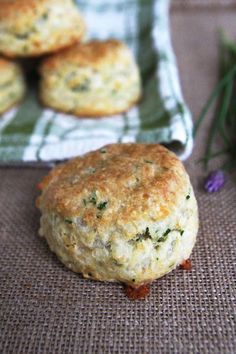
{"left": 0, "top": 57, "right": 25, "bottom": 114}
{"left": 37, "top": 144, "right": 198, "bottom": 287}
{"left": 39, "top": 40, "right": 142, "bottom": 116}
{"left": 0, "top": 0, "right": 85, "bottom": 57}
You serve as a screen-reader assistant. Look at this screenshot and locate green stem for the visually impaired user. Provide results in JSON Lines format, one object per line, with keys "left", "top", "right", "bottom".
{"left": 222, "top": 158, "right": 236, "bottom": 173}
{"left": 218, "top": 79, "right": 234, "bottom": 146}
{"left": 199, "top": 65, "right": 235, "bottom": 168}
{"left": 193, "top": 63, "right": 236, "bottom": 137}
{"left": 197, "top": 148, "right": 229, "bottom": 163}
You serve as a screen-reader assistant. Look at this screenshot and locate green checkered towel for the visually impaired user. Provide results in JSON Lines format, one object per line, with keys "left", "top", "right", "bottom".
{"left": 0, "top": 0, "right": 193, "bottom": 162}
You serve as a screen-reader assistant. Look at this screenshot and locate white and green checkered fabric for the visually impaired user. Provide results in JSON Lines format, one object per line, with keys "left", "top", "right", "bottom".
{"left": 0, "top": 0, "right": 193, "bottom": 162}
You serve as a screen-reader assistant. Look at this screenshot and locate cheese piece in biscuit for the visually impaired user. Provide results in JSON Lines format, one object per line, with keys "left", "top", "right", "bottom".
{"left": 39, "top": 40, "right": 142, "bottom": 117}
{"left": 0, "top": 0, "right": 85, "bottom": 57}
{"left": 0, "top": 57, "right": 25, "bottom": 114}
{"left": 37, "top": 144, "right": 198, "bottom": 287}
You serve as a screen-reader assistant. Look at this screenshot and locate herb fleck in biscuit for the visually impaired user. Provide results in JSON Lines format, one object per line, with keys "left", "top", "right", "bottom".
{"left": 37, "top": 144, "right": 198, "bottom": 287}
{"left": 0, "top": 0, "right": 85, "bottom": 58}
{"left": 39, "top": 40, "right": 142, "bottom": 117}
{"left": 0, "top": 57, "right": 25, "bottom": 114}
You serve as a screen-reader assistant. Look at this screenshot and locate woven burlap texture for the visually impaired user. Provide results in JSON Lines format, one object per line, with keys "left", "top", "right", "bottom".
{"left": 0, "top": 165, "right": 236, "bottom": 354}
{"left": 1, "top": 5, "right": 236, "bottom": 354}
{"left": 174, "top": 0, "right": 236, "bottom": 7}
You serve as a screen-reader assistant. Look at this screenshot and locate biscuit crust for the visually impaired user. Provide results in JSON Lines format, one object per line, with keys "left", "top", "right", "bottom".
{"left": 37, "top": 144, "right": 198, "bottom": 286}
{"left": 0, "top": 0, "right": 85, "bottom": 57}
{"left": 39, "top": 40, "right": 142, "bottom": 117}
{"left": 41, "top": 40, "right": 137, "bottom": 70}
{"left": 0, "top": 57, "right": 25, "bottom": 114}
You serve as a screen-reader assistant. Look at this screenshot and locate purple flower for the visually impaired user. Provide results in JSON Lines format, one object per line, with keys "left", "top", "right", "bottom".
{"left": 204, "top": 170, "right": 225, "bottom": 193}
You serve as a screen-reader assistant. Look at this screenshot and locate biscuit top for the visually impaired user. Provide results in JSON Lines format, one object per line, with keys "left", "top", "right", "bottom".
{"left": 0, "top": 0, "right": 74, "bottom": 16}
{"left": 40, "top": 40, "right": 134, "bottom": 71}
{"left": 0, "top": 0, "right": 53, "bottom": 20}
{"left": 37, "top": 144, "right": 190, "bottom": 231}
{"left": 0, "top": 0, "right": 81, "bottom": 29}
{"left": 0, "top": 0, "right": 42, "bottom": 14}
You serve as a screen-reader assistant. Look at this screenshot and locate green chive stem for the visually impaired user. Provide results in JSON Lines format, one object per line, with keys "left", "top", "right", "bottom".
{"left": 193, "top": 63, "right": 236, "bottom": 137}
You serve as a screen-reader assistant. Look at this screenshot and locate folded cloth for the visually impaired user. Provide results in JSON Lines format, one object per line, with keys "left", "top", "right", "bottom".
{"left": 0, "top": 0, "right": 193, "bottom": 162}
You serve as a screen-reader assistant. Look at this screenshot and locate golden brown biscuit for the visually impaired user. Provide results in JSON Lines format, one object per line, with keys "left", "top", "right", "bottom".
{"left": 39, "top": 40, "right": 142, "bottom": 117}
{"left": 37, "top": 144, "right": 198, "bottom": 287}
{"left": 0, "top": 57, "right": 25, "bottom": 114}
{"left": 0, "top": 0, "right": 85, "bottom": 58}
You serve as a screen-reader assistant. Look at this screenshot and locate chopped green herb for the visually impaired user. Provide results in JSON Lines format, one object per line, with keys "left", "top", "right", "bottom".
{"left": 131, "top": 227, "right": 152, "bottom": 243}
{"left": 157, "top": 228, "right": 171, "bottom": 243}
{"left": 83, "top": 191, "right": 98, "bottom": 207}
{"left": 156, "top": 228, "right": 184, "bottom": 245}
{"left": 42, "top": 13, "right": 48, "bottom": 20}
{"left": 163, "top": 228, "right": 171, "bottom": 237}
{"left": 88, "top": 191, "right": 97, "bottom": 205}
{"left": 156, "top": 257, "right": 159, "bottom": 261}
{"left": 100, "top": 148, "right": 107, "bottom": 153}
{"left": 105, "top": 242, "right": 111, "bottom": 251}
{"left": 173, "top": 228, "right": 185, "bottom": 236}
{"left": 186, "top": 194, "right": 190, "bottom": 200}
{"left": 23, "top": 44, "right": 29, "bottom": 52}
{"left": 17, "top": 32, "right": 29, "bottom": 40}
{"left": 65, "top": 219, "right": 73, "bottom": 224}
{"left": 113, "top": 260, "right": 123, "bottom": 267}
{"left": 71, "top": 80, "right": 90, "bottom": 92}
{"left": 144, "top": 160, "right": 153, "bottom": 164}
{"left": 97, "top": 201, "right": 108, "bottom": 211}
{"left": 86, "top": 167, "right": 96, "bottom": 174}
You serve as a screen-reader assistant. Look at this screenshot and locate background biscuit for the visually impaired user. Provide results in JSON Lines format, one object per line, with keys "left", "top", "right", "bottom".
{"left": 0, "top": 57, "right": 25, "bottom": 114}
{"left": 40, "top": 40, "right": 142, "bottom": 117}
{"left": 0, "top": 0, "right": 85, "bottom": 57}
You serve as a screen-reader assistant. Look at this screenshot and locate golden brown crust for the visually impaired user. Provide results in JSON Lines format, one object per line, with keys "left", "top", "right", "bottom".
{"left": 2, "top": 36, "right": 84, "bottom": 59}
{"left": 0, "top": 0, "right": 43, "bottom": 17}
{"left": 39, "top": 39, "right": 141, "bottom": 117}
{"left": 0, "top": 0, "right": 86, "bottom": 58}
{"left": 0, "top": 56, "right": 16, "bottom": 71}
{"left": 0, "top": 0, "right": 80, "bottom": 21}
{"left": 40, "top": 40, "right": 131, "bottom": 71}
{"left": 37, "top": 144, "right": 188, "bottom": 228}
{"left": 38, "top": 144, "right": 198, "bottom": 286}
{"left": 39, "top": 94, "right": 141, "bottom": 118}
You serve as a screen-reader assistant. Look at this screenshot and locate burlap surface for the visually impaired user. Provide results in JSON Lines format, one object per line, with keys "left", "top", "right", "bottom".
{"left": 173, "top": 0, "right": 236, "bottom": 7}
{"left": 1, "top": 5, "right": 236, "bottom": 354}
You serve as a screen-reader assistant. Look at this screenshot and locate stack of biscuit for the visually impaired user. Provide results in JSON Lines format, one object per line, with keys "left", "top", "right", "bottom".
{"left": 0, "top": 0, "right": 141, "bottom": 116}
